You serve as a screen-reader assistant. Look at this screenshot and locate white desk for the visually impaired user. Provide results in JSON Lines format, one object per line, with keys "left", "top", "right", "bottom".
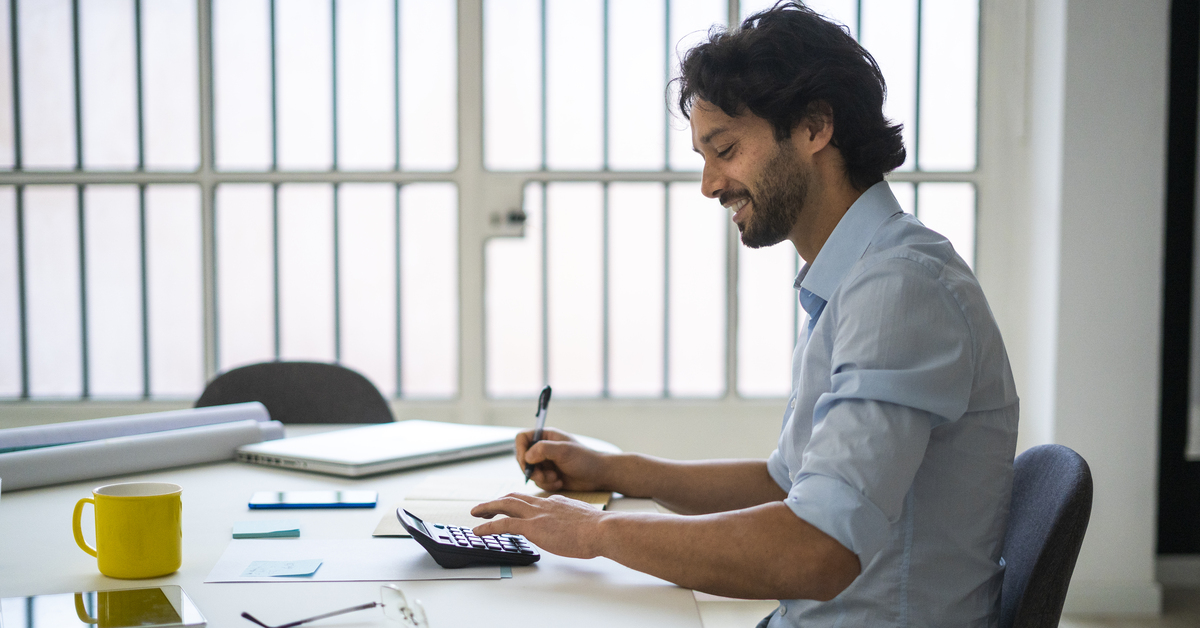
{"left": 0, "top": 426, "right": 709, "bottom": 628}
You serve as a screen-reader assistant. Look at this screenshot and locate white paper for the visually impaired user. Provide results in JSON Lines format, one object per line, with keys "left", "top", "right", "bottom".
{"left": 0, "top": 402, "right": 270, "bottom": 452}
{"left": 0, "top": 419, "right": 284, "bottom": 492}
{"left": 403, "top": 476, "right": 530, "bottom": 502}
{"left": 204, "top": 539, "right": 503, "bottom": 583}
{"left": 374, "top": 501, "right": 506, "bottom": 537}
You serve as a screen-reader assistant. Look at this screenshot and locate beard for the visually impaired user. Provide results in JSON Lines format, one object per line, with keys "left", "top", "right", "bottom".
{"left": 728, "top": 141, "right": 811, "bottom": 249}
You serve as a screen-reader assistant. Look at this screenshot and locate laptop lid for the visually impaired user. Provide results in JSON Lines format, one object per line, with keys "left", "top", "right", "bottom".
{"left": 236, "top": 420, "right": 520, "bottom": 477}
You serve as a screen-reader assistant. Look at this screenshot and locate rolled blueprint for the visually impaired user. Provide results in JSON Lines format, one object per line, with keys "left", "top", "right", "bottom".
{"left": 0, "top": 418, "right": 284, "bottom": 492}
{"left": 0, "top": 402, "right": 270, "bottom": 453}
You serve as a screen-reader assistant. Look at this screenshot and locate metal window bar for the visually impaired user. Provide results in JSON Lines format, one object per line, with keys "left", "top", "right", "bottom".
{"left": 139, "top": 184, "right": 150, "bottom": 397}
{"left": 201, "top": 0, "right": 218, "bottom": 379}
{"left": 662, "top": 2, "right": 672, "bottom": 397}
{"left": 72, "top": 0, "right": 88, "bottom": 399}
{"left": 272, "top": 183, "right": 280, "bottom": 359}
{"left": 394, "top": 182, "right": 402, "bottom": 396}
{"left": 601, "top": 1, "right": 609, "bottom": 397}
{"left": 913, "top": 0, "right": 922, "bottom": 172}
{"left": 725, "top": 0, "right": 741, "bottom": 398}
{"left": 393, "top": 0, "right": 403, "bottom": 396}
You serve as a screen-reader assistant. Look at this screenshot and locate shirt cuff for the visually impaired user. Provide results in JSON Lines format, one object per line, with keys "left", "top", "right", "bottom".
{"left": 784, "top": 473, "right": 891, "bottom": 568}
{"left": 766, "top": 449, "right": 792, "bottom": 493}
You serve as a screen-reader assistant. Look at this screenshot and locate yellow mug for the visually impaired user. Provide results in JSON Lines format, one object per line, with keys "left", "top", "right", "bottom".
{"left": 74, "top": 588, "right": 183, "bottom": 628}
{"left": 73, "top": 482, "right": 183, "bottom": 579}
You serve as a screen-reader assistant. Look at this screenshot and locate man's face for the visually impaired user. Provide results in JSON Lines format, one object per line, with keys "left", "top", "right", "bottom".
{"left": 690, "top": 101, "right": 813, "bottom": 248}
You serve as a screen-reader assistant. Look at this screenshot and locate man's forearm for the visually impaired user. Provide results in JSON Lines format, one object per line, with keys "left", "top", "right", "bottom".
{"left": 593, "top": 502, "right": 859, "bottom": 600}
{"left": 599, "top": 455, "right": 787, "bottom": 514}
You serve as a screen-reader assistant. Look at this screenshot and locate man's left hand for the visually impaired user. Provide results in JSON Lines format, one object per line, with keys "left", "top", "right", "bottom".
{"left": 471, "top": 493, "right": 606, "bottom": 559}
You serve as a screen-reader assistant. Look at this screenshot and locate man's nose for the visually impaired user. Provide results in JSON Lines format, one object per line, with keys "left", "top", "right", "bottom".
{"left": 700, "top": 163, "right": 724, "bottom": 199}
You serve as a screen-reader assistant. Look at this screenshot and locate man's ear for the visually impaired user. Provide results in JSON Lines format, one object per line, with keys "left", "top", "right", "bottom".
{"left": 796, "top": 101, "right": 834, "bottom": 153}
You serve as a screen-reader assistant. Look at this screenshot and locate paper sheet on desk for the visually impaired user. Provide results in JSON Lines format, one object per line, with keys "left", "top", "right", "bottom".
{"left": 373, "top": 500, "right": 501, "bottom": 537}
{"left": 373, "top": 477, "right": 612, "bottom": 537}
{"left": 205, "top": 539, "right": 503, "bottom": 582}
{"left": 404, "top": 475, "right": 613, "bottom": 507}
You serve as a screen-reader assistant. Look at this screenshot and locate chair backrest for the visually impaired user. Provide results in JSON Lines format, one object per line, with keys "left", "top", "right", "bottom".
{"left": 999, "top": 444, "right": 1093, "bottom": 628}
{"left": 195, "top": 361, "right": 394, "bottom": 424}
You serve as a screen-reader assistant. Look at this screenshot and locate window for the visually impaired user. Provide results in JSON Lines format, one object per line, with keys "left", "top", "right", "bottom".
{"left": 0, "top": 0, "right": 979, "bottom": 404}
{"left": 484, "top": 0, "right": 980, "bottom": 399}
{"left": 0, "top": 0, "right": 459, "bottom": 400}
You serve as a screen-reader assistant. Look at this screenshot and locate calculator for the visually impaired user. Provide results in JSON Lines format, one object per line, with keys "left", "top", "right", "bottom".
{"left": 397, "top": 508, "right": 541, "bottom": 568}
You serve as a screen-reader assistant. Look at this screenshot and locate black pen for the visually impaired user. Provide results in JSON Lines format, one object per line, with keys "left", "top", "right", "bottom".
{"left": 523, "top": 386, "right": 552, "bottom": 482}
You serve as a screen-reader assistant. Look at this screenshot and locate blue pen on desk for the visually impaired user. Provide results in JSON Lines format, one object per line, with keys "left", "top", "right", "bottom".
{"left": 523, "top": 386, "right": 552, "bottom": 482}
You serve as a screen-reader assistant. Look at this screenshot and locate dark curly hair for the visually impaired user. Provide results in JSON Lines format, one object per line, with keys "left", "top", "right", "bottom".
{"left": 675, "top": 1, "right": 906, "bottom": 191}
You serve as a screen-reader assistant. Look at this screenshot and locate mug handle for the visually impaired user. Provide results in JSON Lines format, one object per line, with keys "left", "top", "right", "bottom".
{"left": 74, "top": 593, "right": 99, "bottom": 624}
{"left": 73, "top": 497, "right": 97, "bottom": 557}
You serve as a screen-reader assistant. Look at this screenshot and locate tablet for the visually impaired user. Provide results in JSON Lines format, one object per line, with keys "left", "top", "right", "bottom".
{"left": 0, "top": 585, "right": 206, "bottom": 628}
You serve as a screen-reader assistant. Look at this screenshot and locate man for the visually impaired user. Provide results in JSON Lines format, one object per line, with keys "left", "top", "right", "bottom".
{"left": 473, "top": 3, "right": 1019, "bottom": 626}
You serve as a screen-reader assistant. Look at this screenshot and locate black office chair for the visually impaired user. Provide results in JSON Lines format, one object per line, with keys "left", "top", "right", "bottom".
{"left": 196, "top": 361, "right": 394, "bottom": 424}
{"left": 999, "top": 444, "right": 1093, "bottom": 628}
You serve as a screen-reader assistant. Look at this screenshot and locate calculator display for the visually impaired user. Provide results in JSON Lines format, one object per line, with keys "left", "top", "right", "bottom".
{"left": 407, "top": 515, "right": 430, "bottom": 536}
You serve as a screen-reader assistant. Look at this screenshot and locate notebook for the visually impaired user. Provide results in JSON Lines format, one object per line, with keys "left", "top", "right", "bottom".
{"left": 236, "top": 420, "right": 520, "bottom": 477}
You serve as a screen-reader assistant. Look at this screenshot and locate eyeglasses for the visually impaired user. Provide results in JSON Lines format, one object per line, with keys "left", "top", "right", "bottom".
{"left": 241, "top": 584, "right": 429, "bottom": 628}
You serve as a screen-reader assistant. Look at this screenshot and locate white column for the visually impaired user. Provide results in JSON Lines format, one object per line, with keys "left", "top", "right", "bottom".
{"left": 983, "top": 0, "right": 1169, "bottom": 615}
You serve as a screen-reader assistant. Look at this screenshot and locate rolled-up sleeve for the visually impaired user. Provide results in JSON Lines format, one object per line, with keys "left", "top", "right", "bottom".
{"left": 782, "top": 257, "right": 974, "bottom": 568}
{"left": 767, "top": 449, "right": 792, "bottom": 492}
{"left": 785, "top": 399, "right": 935, "bottom": 566}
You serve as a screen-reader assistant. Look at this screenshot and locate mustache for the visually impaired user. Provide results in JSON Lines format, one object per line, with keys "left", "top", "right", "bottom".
{"left": 719, "top": 191, "right": 751, "bottom": 207}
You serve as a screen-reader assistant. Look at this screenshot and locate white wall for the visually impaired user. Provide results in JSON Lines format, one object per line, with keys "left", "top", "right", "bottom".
{"left": 978, "top": 0, "right": 1168, "bottom": 615}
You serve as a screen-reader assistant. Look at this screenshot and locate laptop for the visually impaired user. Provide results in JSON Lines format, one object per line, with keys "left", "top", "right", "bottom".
{"left": 236, "top": 420, "right": 520, "bottom": 477}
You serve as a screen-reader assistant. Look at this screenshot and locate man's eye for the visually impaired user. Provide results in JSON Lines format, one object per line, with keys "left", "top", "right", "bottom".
{"left": 717, "top": 145, "right": 734, "bottom": 158}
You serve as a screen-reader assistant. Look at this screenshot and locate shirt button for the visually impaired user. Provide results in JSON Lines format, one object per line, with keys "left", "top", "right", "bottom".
{"left": 779, "top": 605, "right": 787, "bottom": 616}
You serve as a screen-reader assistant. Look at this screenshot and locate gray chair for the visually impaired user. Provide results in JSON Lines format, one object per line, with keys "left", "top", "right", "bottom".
{"left": 999, "top": 444, "right": 1094, "bottom": 628}
{"left": 196, "top": 361, "right": 394, "bottom": 424}
{"left": 754, "top": 444, "right": 1092, "bottom": 628}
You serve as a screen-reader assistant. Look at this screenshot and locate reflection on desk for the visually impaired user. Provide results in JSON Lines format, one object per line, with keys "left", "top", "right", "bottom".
{"left": 0, "top": 425, "right": 703, "bottom": 627}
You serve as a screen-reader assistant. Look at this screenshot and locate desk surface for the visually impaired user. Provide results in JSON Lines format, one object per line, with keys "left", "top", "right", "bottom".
{"left": 0, "top": 426, "right": 705, "bottom": 628}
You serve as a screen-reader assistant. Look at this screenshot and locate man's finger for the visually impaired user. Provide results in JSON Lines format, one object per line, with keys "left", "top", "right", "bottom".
{"left": 470, "top": 494, "right": 539, "bottom": 519}
{"left": 525, "top": 438, "right": 575, "bottom": 466}
{"left": 514, "top": 430, "right": 537, "bottom": 471}
{"left": 472, "top": 517, "right": 523, "bottom": 538}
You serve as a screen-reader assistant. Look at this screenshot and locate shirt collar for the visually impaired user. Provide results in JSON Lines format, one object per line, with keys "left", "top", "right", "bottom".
{"left": 795, "top": 181, "right": 903, "bottom": 301}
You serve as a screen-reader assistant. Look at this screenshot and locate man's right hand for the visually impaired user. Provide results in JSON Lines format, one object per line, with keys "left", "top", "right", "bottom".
{"left": 517, "top": 427, "right": 611, "bottom": 492}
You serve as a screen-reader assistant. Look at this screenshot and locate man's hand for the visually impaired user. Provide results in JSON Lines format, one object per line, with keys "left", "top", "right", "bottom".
{"left": 516, "top": 428, "right": 611, "bottom": 492}
{"left": 471, "top": 493, "right": 607, "bottom": 559}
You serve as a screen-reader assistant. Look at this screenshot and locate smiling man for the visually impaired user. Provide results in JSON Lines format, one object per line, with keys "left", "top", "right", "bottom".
{"left": 472, "top": 3, "right": 1019, "bottom": 626}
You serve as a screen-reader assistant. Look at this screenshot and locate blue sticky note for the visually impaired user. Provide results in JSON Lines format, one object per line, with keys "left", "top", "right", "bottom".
{"left": 241, "top": 559, "right": 323, "bottom": 577}
{"left": 232, "top": 519, "right": 301, "bottom": 539}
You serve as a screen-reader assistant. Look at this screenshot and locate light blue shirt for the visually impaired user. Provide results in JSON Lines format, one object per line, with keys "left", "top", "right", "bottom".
{"left": 766, "top": 181, "right": 1019, "bottom": 627}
